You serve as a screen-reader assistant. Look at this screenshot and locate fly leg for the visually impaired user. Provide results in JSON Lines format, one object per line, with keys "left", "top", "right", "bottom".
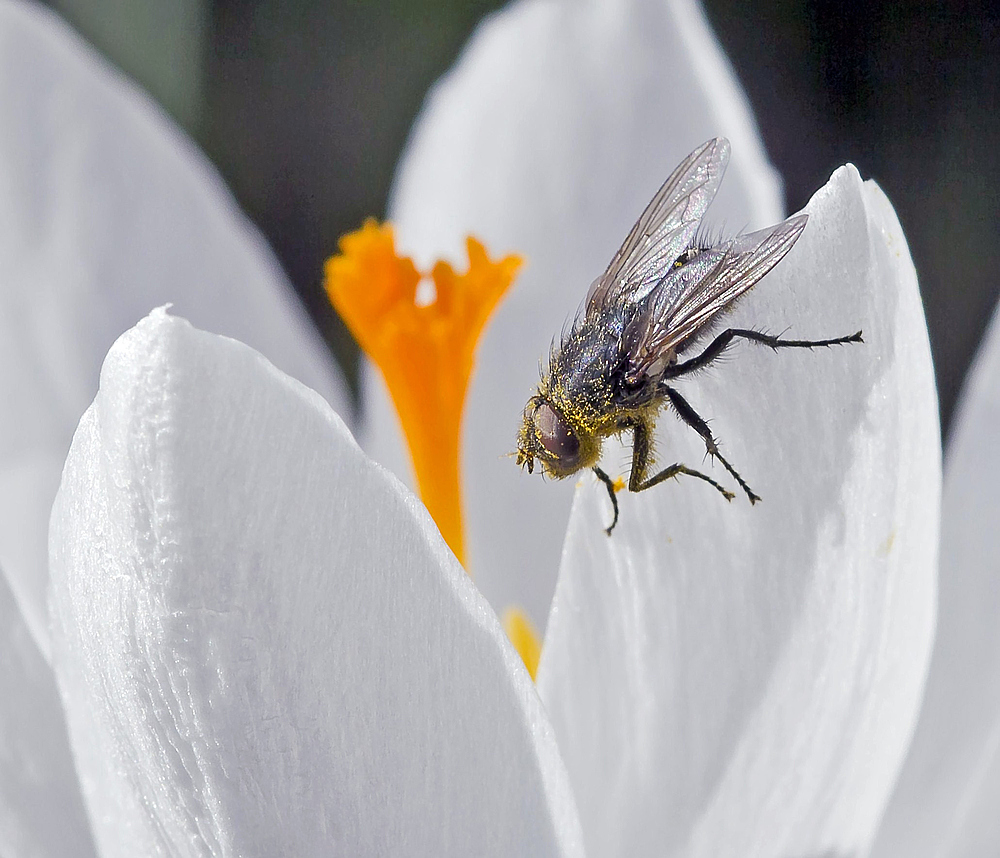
{"left": 665, "top": 328, "right": 863, "bottom": 378}
{"left": 593, "top": 466, "right": 620, "bottom": 536}
{"left": 663, "top": 386, "right": 760, "bottom": 504}
{"left": 627, "top": 419, "right": 734, "bottom": 512}
{"left": 598, "top": 420, "right": 736, "bottom": 537}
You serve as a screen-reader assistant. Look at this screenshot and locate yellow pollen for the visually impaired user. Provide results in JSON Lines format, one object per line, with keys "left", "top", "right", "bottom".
{"left": 612, "top": 476, "right": 626, "bottom": 493}
{"left": 502, "top": 606, "right": 542, "bottom": 681}
{"left": 325, "top": 219, "right": 521, "bottom": 568}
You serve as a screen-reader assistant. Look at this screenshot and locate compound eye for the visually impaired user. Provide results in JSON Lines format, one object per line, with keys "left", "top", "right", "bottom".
{"left": 534, "top": 402, "right": 580, "bottom": 463}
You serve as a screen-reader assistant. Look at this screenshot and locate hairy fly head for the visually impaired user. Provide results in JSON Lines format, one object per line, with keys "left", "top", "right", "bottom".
{"left": 516, "top": 395, "right": 584, "bottom": 478}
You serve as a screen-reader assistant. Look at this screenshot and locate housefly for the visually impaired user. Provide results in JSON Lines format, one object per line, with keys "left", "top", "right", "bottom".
{"left": 515, "top": 138, "right": 862, "bottom": 535}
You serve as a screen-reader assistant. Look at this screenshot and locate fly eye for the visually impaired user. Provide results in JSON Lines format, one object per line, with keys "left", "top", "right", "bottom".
{"left": 534, "top": 402, "right": 580, "bottom": 462}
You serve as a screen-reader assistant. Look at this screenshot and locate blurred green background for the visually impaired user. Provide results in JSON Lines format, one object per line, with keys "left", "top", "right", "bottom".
{"left": 42, "top": 0, "right": 1000, "bottom": 437}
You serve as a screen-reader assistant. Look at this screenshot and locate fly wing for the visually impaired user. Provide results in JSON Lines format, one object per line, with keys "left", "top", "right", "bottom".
{"left": 625, "top": 214, "right": 808, "bottom": 380}
{"left": 585, "top": 138, "right": 730, "bottom": 316}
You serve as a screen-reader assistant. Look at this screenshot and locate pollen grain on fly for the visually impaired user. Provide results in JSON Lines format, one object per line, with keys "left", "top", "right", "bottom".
{"left": 324, "top": 219, "right": 521, "bottom": 568}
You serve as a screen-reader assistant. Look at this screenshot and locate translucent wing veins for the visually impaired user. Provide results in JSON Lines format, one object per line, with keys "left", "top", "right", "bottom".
{"left": 585, "top": 138, "right": 730, "bottom": 315}
{"left": 624, "top": 214, "right": 809, "bottom": 381}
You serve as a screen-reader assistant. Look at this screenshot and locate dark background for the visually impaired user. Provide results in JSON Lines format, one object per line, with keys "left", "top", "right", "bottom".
{"left": 44, "top": 0, "right": 1000, "bottom": 438}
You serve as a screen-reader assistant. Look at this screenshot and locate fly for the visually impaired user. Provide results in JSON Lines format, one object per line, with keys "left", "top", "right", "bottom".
{"left": 515, "top": 138, "right": 862, "bottom": 535}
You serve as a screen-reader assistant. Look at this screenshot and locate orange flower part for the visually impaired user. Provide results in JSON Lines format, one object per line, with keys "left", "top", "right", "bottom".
{"left": 502, "top": 606, "right": 542, "bottom": 681}
{"left": 325, "top": 219, "right": 521, "bottom": 567}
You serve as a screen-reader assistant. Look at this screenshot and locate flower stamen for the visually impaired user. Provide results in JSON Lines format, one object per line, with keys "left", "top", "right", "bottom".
{"left": 325, "top": 219, "right": 521, "bottom": 568}
{"left": 502, "top": 607, "right": 542, "bottom": 681}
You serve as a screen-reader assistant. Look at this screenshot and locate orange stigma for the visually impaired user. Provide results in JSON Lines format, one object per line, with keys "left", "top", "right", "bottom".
{"left": 325, "top": 219, "right": 521, "bottom": 567}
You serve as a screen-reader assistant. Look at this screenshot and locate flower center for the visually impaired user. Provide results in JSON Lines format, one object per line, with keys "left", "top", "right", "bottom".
{"left": 324, "top": 219, "right": 521, "bottom": 568}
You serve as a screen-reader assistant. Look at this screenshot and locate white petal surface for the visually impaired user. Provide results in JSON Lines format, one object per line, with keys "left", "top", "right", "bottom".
{"left": 0, "top": 1, "right": 347, "bottom": 657}
{"left": 0, "top": 567, "right": 96, "bottom": 858}
{"left": 871, "top": 305, "right": 1000, "bottom": 856}
{"left": 48, "top": 310, "right": 583, "bottom": 858}
{"left": 372, "top": 0, "right": 783, "bottom": 628}
{"left": 537, "top": 170, "right": 940, "bottom": 857}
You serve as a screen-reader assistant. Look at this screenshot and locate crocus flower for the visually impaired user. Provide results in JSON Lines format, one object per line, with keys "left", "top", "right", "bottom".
{"left": 870, "top": 306, "right": 1000, "bottom": 855}
{"left": 1, "top": 0, "right": 994, "bottom": 856}
{"left": 364, "top": 0, "right": 789, "bottom": 630}
{"left": 0, "top": 0, "right": 349, "bottom": 664}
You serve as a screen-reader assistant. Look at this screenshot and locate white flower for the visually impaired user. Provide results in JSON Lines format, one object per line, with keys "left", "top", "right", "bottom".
{"left": 4, "top": 0, "right": 990, "bottom": 856}
{"left": 871, "top": 307, "right": 1000, "bottom": 855}
{"left": 0, "top": 0, "right": 349, "bottom": 660}
{"left": 367, "top": 0, "right": 786, "bottom": 627}
{"left": 47, "top": 306, "right": 587, "bottom": 856}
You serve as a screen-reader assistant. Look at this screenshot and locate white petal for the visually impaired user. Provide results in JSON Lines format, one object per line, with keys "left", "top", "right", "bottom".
{"left": 537, "top": 169, "right": 940, "bottom": 857}
{"left": 368, "top": 0, "right": 783, "bottom": 628}
{"left": 0, "top": 566, "right": 96, "bottom": 858}
{"left": 49, "top": 310, "right": 583, "bottom": 857}
{"left": 871, "top": 308, "right": 1000, "bottom": 854}
{"left": 0, "top": 1, "right": 348, "bottom": 658}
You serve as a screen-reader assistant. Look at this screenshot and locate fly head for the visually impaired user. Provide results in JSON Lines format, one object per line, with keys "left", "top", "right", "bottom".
{"left": 516, "top": 395, "right": 585, "bottom": 479}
